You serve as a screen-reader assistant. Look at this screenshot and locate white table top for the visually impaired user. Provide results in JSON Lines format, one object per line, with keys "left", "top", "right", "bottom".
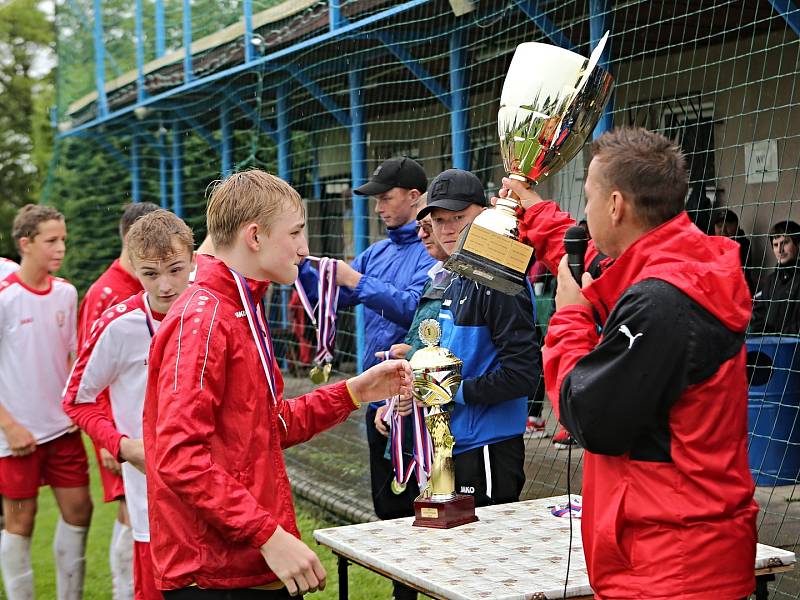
{"left": 313, "top": 495, "right": 796, "bottom": 600}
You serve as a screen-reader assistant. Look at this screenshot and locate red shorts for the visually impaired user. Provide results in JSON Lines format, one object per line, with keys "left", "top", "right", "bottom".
{"left": 92, "top": 439, "right": 126, "bottom": 502}
{"left": 91, "top": 392, "right": 126, "bottom": 502}
{"left": 134, "top": 541, "right": 164, "bottom": 600}
{"left": 0, "top": 431, "right": 90, "bottom": 499}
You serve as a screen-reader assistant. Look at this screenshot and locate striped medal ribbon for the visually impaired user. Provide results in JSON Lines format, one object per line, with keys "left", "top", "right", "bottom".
{"left": 231, "top": 269, "right": 277, "bottom": 404}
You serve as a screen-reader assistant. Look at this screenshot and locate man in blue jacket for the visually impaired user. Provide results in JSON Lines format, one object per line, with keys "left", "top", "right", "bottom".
{"left": 298, "top": 156, "right": 435, "bottom": 524}
{"left": 418, "top": 169, "right": 540, "bottom": 505}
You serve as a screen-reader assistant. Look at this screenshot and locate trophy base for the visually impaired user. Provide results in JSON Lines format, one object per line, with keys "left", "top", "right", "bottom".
{"left": 412, "top": 494, "right": 479, "bottom": 529}
{"left": 445, "top": 223, "right": 533, "bottom": 296}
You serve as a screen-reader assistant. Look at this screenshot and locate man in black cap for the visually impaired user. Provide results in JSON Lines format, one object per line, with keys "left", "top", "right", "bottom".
{"left": 418, "top": 169, "right": 540, "bottom": 506}
{"left": 297, "top": 157, "right": 435, "bottom": 548}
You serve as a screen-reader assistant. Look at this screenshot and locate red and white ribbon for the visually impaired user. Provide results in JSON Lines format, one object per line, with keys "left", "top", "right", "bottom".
{"left": 381, "top": 354, "right": 432, "bottom": 489}
{"left": 315, "top": 258, "right": 339, "bottom": 366}
{"left": 231, "top": 269, "right": 277, "bottom": 404}
{"left": 294, "top": 257, "right": 339, "bottom": 367}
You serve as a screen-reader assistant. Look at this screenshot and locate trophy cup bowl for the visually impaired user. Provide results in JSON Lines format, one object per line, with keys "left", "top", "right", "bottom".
{"left": 445, "top": 32, "right": 615, "bottom": 296}
{"left": 410, "top": 320, "right": 478, "bottom": 529}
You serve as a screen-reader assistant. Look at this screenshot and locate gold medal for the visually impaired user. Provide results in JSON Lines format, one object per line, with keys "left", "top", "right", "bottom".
{"left": 309, "top": 362, "right": 332, "bottom": 384}
{"left": 391, "top": 478, "right": 407, "bottom": 494}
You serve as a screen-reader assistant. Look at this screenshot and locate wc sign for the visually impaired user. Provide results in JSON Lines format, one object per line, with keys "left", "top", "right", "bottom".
{"left": 744, "top": 139, "right": 779, "bottom": 184}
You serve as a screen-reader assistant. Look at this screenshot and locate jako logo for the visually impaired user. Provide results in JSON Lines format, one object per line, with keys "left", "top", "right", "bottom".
{"left": 459, "top": 486, "right": 475, "bottom": 494}
{"left": 235, "top": 310, "right": 246, "bottom": 318}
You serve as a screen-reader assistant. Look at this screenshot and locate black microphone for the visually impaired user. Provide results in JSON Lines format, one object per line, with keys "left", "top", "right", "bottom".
{"left": 564, "top": 225, "right": 589, "bottom": 285}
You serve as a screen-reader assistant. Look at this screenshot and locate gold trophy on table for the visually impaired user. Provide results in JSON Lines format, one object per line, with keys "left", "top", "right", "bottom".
{"left": 445, "top": 32, "right": 615, "bottom": 295}
{"left": 410, "top": 319, "right": 478, "bottom": 529}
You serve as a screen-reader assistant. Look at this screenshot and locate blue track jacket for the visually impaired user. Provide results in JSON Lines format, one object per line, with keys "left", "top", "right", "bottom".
{"left": 439, "top": 276, "right": 540, "bottom": 454}
{"left": 298, "top": 221, "right": 435, "bottom": 378}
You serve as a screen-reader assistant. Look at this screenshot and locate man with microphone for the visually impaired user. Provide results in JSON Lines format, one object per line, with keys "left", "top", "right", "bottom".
{"left": 502, "top": 128, "right": 758, "bottom": 599}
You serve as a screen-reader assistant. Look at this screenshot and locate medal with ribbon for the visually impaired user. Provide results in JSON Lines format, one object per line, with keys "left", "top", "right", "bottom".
{"left": 294, "top": 257, "right": 340, "bottom": 384}
{"left": 231, "top": 269, "right": 277, "bottom": 403}
{"left": 380, "top": 352, "right": 433, "bottom": 495}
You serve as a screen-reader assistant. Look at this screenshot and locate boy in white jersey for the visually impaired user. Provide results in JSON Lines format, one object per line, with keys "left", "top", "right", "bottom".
{"left": 64, "top": 210, "right": 195, "bottom": 599}
{"left": 0, "top": 204, "right": 92, "bottom": 600}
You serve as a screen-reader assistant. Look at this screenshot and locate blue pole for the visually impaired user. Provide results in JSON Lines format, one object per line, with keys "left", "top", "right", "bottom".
{"left": 276, "top": 83, "right": 292, "bottom": 183}
{"left": 93, "top": 0, "right": 108, "bottom": 116}
{"left": 135, "top": 0, "right": 145, "bottom": 103}
{"left": 172, "top": 123, "right": 183, "bottom": 217}
{"left": 349, "top": 64, "right": 367, "bottom": 373}
{"left": 221, "top": 100, "right": 232, "bottom": 177}
{"left": 244, "top": 0, "right": 254, "bottom": 62}
{"left": 312, "top": 141, "right": 322, "bottom": 200}
{"left": 329, "top": 0, "right": 343, "bottom": 31}
{"left": 159, "top": 127, "right": 168, "bottom": 208}
{"left": 155, "top": 0, "right": 165, "bottom": 58}
{"left": 131, "top": 134, "right": 141, "bottom": 202}
{"left": 183, "top": 0, "right": 193, "bottom": 82}
{"left": 449, "top": 30, "right": 470, "bottom": 170}
{"left": 590, "top": 0, "right": 613, "bottom": 138}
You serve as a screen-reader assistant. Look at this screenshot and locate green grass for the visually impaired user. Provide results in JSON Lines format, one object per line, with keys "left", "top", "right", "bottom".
{"left": 1, "top": 436, "right": 393, "bottom": 599}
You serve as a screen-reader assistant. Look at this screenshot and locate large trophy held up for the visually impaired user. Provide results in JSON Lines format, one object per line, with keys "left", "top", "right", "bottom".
{"left": 445, "top": 32, "right": 615, "bottom": 295}
{"left": 410, "top": 319, "right": 478, "bottom": 529}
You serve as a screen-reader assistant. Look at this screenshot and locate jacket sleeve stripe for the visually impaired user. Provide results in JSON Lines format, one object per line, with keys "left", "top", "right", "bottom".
{"left": 199, "top": 294, "right": 220, "bottom": 391}
{"left": 173, "top": 289, "right": 219, "bottom": 392}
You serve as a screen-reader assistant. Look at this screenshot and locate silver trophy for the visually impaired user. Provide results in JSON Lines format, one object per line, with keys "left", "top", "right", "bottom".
{"left": 445, "top": 32, "right": 615, "bottom": 295}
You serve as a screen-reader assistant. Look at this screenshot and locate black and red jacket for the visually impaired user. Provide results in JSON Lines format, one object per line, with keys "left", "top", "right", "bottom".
{"left": 522, "top": 204, "right": 759, "bottom": 599}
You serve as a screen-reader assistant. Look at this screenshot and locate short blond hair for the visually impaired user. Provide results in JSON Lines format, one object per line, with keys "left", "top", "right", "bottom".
{"left": 206, "top": 170, "right": 303, "bottom": 249}
{"left": 126, "top": 209, "right": 194, "bottom": 264}
{"left": 13, "top": 204, "right": 65, "bottom": 249}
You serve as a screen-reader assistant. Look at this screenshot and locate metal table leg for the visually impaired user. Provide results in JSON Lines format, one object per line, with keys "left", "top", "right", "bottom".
{"left": 755, "top": 573, "right": 775, "bottom": 600}
{"left": 338, "top": 555, "right": 349, "bottom": 600}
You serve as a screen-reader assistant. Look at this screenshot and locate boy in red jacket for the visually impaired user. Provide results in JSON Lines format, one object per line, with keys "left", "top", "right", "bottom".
{"left": 64, "top": 209, "right": 196, "bottom": 599}
{"left": 143, "top": 170, "right": 412, "bottom": 598}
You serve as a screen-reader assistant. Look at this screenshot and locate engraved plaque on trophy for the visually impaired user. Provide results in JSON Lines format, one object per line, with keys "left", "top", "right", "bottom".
{"left": 410, "top": 320, "right": 478, "bottom": 529}
{"left": 445, "top": 32, "right": 615, "bottom": 295}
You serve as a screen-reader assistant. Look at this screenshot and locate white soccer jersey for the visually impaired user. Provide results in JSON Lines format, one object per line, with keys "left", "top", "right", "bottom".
{"left": 0, "top": 274, "right": 77, "bottom": 456}
{"left": 0, "top": 258, "right": 20, "bottom": 281}
{"left": 68, "top": 292, "right": 159, "bottom": 542}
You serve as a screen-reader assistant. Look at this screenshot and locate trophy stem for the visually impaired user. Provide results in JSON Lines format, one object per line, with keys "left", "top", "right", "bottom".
{"left": 425, "top": 406, "right": 456, "bottom": 501}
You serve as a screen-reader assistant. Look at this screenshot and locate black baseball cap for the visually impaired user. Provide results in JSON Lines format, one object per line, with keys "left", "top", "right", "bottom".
{"left": 416, "top": 169, "right": 487, "bottom": 219}
{"left": 353, "top": 157, "right": 428, "bottom": 196}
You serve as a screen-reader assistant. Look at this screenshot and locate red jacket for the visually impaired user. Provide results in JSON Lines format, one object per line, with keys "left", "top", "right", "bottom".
{"left": 143, "top": 257, "right": 358, "bottom": 590}
{"left": 537, "top": 209, "right": 758, "bottom": 599}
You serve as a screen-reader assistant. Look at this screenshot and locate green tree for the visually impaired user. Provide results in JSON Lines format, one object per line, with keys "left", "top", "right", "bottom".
{"left": 0, "top": 0, "right": 54, "bottom": 258}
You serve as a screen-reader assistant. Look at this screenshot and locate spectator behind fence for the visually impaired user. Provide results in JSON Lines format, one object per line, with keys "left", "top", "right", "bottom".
{"left": 503, "top": 127, "right": 757, "bottom": 599}
{"left": 712, "top": 208, "right": 755, "bottom": 293}
{"left": 750, "top": 220, "right": 800, "bottom": 335}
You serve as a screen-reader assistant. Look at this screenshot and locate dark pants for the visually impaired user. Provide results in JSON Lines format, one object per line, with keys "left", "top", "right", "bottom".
{"left": 163, "top": 588, "right": 296, "bottom": 599}
{"left": 454, "top": 435, "right": 526, "bottom": 507}
{"left": 365, "top": 406, "right": 419, "bottom": 600}
{"left": 365, "top": 406, "right": 421, "bottom": 520}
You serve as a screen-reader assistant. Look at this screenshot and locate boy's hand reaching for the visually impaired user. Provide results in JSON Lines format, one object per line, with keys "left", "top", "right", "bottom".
{"left": 261, "top": 526, "right": 326, "bottom": 596}
{"left": 347, "top": 360, "right": 413, "bottom": 413}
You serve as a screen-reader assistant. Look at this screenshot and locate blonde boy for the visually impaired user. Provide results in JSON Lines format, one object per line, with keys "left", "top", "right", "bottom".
{"left": 64, "top": 210, "right": 195, "bottom": 599}
{"left": 143, "top": 170, "right": 413, "bottom": 597}
{"left": 0, "top": 204, "right": 92, "bottom": 600}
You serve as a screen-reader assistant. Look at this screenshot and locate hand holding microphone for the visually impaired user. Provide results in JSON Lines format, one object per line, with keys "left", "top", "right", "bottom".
{"left": 555, "top": 225, "right": 593, "bottom": 311}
